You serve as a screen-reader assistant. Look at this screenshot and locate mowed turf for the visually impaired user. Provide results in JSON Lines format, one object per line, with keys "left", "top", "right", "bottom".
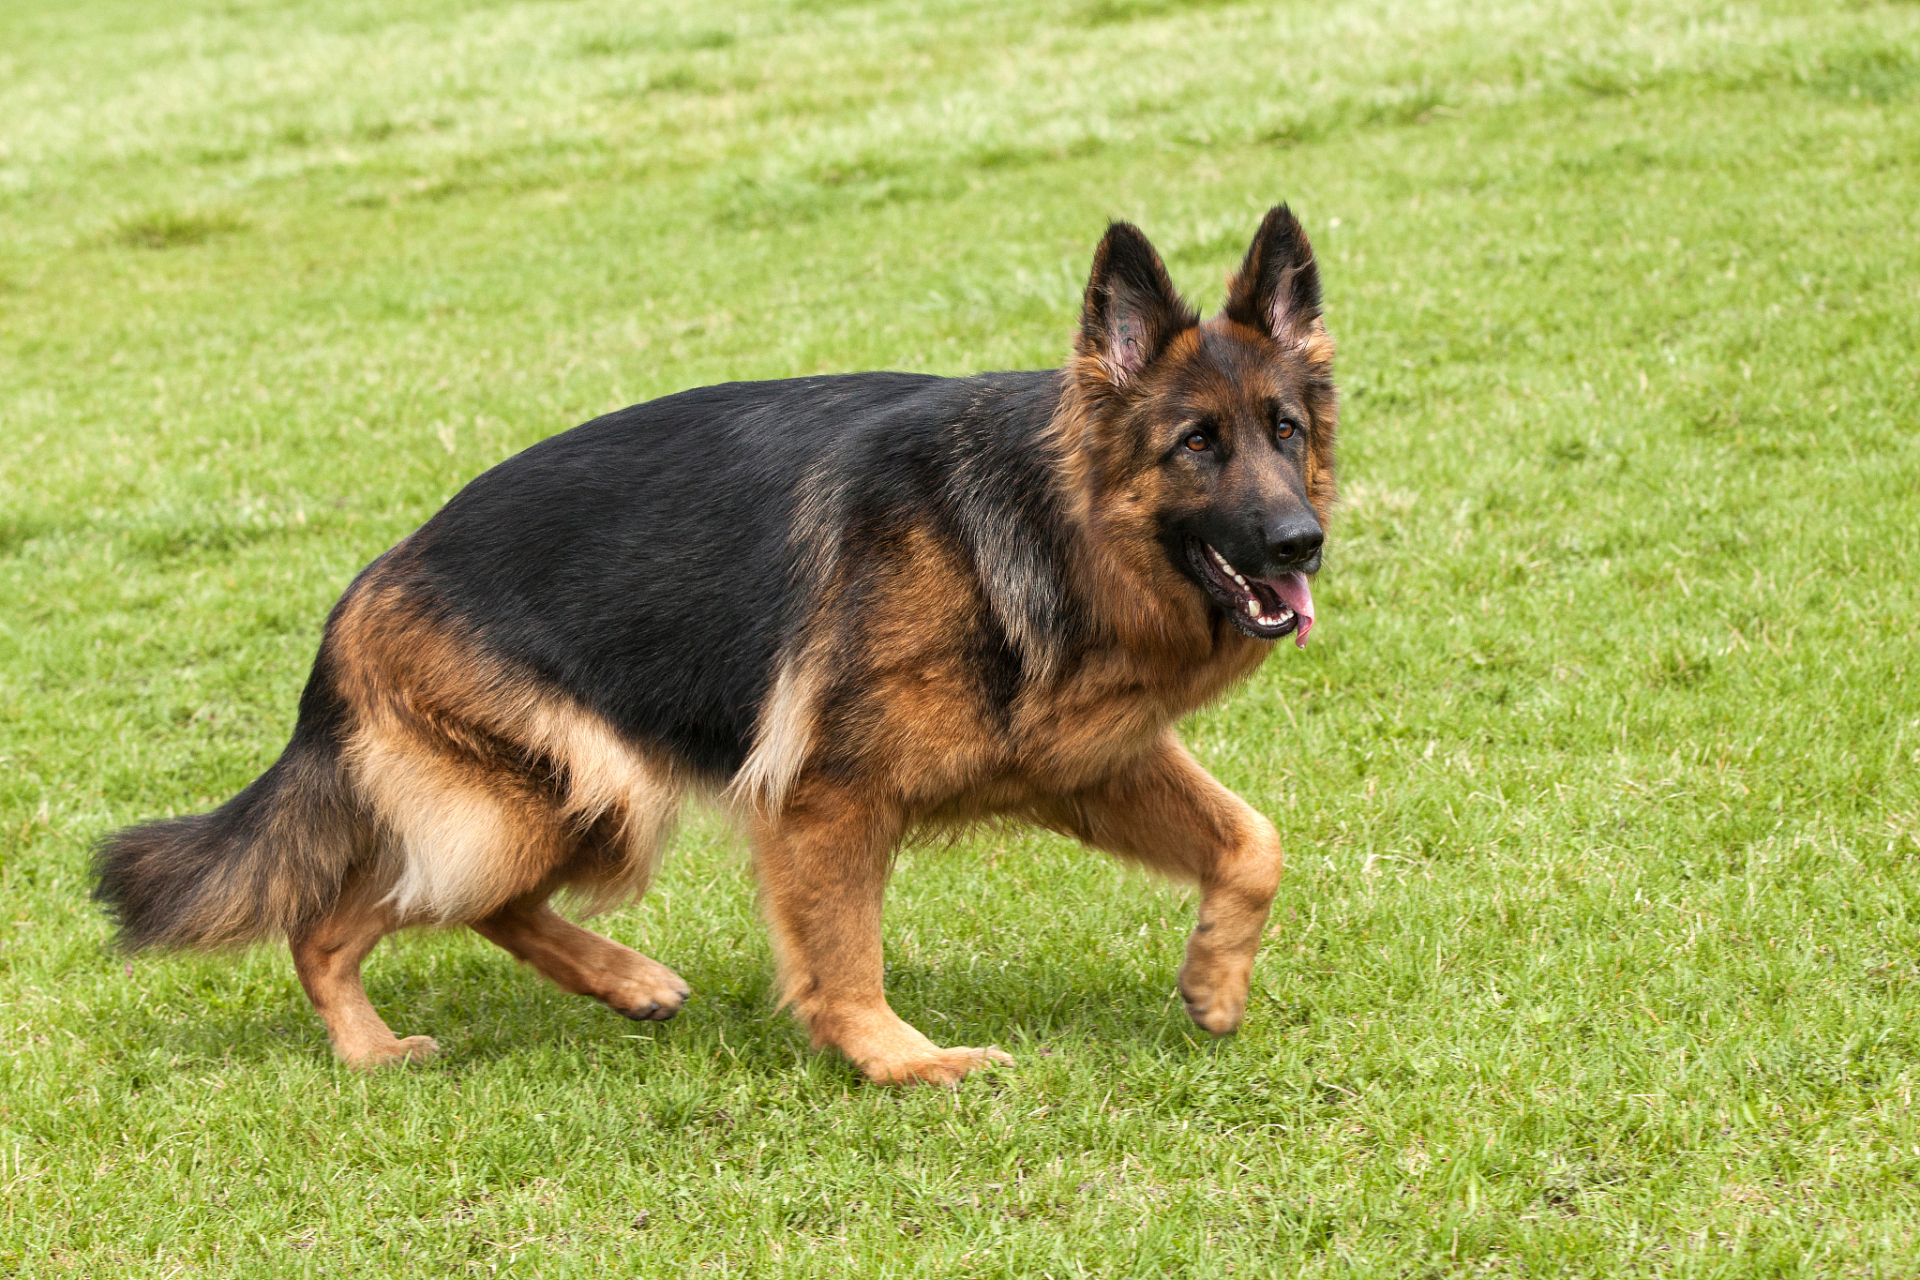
{"left": 3, "top": 0, "right": 1919, "bottom": 1274}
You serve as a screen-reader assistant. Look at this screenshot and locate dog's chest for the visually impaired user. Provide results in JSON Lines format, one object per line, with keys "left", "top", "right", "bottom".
{"left": 1004, "top": 635, "right": 1267, "bottom": 789}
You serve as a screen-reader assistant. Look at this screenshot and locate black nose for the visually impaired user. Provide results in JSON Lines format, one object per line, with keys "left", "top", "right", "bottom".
{"left": 1264, "top": 513, "right": 1324, "bottom": 566}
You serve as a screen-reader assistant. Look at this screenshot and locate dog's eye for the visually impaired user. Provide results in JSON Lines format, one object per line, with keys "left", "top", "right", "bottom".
{"left": 1275, "top": 418, "right": 1300, "bottom": 441}
{"left": 1183, "top": 431, "right": 1209, "bottom": 452}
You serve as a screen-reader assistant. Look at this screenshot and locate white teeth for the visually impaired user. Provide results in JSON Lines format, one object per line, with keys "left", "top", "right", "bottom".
{"left": 1213, "top": 544, "right": 1288, "bottom": 629}
{"left": 1212, "top": 545, "right": 1250, "bottom": 588}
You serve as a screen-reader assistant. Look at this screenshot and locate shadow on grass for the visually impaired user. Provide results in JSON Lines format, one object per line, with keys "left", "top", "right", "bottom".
{"left": 106, "top": 932, "right": 1218, "bottom": 1081}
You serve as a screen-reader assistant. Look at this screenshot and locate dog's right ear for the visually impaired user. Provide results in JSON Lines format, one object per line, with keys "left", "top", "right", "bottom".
{"left": 1073, "top": 222, "right": 1197, "bottom": 394}
{"left": 1222, "top": 204, "right": 1327, "bottom": 359}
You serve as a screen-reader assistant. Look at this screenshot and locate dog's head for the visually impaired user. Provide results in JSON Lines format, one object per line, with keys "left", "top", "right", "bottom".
{"left": 1067, "top": 206, "right": 1336, "bottom": 646}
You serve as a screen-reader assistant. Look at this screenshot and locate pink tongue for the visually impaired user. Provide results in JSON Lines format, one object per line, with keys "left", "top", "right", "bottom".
{"left": 1268, "top": 571, "right": 1315, "bottom": 649}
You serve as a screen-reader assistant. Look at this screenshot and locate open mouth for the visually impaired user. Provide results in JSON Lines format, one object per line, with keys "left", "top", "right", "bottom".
{"left": 1187, "top": 538, "right": 1315, "bottom": 647}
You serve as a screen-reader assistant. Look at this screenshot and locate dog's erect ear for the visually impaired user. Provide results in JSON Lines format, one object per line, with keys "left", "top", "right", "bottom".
{"left": 1223, "top": 204, "right": 1325, "bottom": 354}
{"left": 1074, "top": 222, "right": 1197, "bottom": 392}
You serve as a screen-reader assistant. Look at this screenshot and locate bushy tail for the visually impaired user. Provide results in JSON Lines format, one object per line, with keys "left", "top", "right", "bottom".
{"left": 93, "top": 727, "right": 364, "bottom": 951}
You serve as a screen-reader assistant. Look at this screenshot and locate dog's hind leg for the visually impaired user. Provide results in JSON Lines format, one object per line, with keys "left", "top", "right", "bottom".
{"left": 289, "top": 876, "right": 438, "bottom": 1068}
{"left": 469, "top": 895, "right": 690, "bottom": 1022}
{"left": 1043, "top": 731, "right": 1283, "bottom": 1037}
{"left": 755, "top": 788, "right": 1011, "bottom": 1086}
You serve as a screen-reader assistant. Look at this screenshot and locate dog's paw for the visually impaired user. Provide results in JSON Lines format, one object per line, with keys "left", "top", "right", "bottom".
{"left": 345, "top": 1034, "right": 440, "bottom": 1069}
{"left": 865, "top": 1045, "right": 1013, "bottom": 1088}
{"left": 606, "top": 959, "right": 692, "bottom": 1022}
{"left": 1177, "top": 963, "right": 1249, "bottom": 1036}
{"left": 614, "top": 991, "right": 690, "bottom": 1022}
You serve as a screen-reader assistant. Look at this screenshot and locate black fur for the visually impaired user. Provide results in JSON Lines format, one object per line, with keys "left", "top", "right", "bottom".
{"left": 92, "top": 654, "right": 360, "bottom": 949}
{"left": 1078, "top": 221, "right": 1200, "bottom": 387}
{"left": 405, "top": 370, "right": 1086, "bottom": 778}
{"left": 95, "top": 209, "right": 1336, "bottom": 964}
{"left": 1222, "top": 203, "right": 1322, "bottom": 343}
{"left": 95, "top": 369, "right": 1104, "bottom": 947}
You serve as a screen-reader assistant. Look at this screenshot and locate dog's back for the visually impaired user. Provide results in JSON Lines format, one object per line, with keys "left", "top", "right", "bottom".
{"left": 404, "top": 369, "right": 1058, "bottom": 776}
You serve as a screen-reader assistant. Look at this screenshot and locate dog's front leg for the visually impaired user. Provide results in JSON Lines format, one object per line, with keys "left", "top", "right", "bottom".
{"left": 1048, "top": 731, "right": 1284, "bottom": 1035}
{"left": 753, "top": 785, "right": 1011, "bottom": 1086}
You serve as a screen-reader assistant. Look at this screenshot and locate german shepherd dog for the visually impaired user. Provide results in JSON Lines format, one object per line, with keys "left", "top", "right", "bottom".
{"left": 94, "top": 206, "right": 1336, "bottom": 1085}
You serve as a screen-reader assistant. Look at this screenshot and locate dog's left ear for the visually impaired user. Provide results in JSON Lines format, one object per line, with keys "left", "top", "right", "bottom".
{"left": 1074, "top": 221, "right": 1197, "bottom": 393}
{"left": 1223, "top": 204, "right": 1328, "bottom": 358}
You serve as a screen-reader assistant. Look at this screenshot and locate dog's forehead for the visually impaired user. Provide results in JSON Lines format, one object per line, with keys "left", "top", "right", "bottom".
{"left": 1168, "top": 323, "right": 1302, "bottom": 411}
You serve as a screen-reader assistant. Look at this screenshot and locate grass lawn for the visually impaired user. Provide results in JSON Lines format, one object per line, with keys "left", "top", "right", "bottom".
{"left": 3, "top": 0, "right": 1919, "bottom": 1273}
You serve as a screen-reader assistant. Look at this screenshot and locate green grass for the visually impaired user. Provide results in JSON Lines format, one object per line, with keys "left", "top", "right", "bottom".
{"left": 3, "top": 0, "right": 1919, "bottom": 1273}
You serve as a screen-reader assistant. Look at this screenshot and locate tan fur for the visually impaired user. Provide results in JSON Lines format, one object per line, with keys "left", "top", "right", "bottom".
{"left": 327, "top": 558, "right": 685, "bottom": 925}
{"left": 256, "top": 551, "right": 693, "bottom": 1067}
{"left": 290, "top": 871, "right": 439, "bottom": 1067}
{"left": 733, "top": 225, "right": 1337, "bottom": 1084}
{"left": 118, "top": 212, "right": 1333, "bottom": 1085}
{"left": 471, "top": 896, "right": 690, "bottom": 1020}
{"left": 731, "top": 653, "right": 825, "bottom": 817}
{"left": 1035, "top": 733, "right": 1283, "bottom": 1034}
{"left": 751, "top": 782, "right": 1012, "bottom": 1085}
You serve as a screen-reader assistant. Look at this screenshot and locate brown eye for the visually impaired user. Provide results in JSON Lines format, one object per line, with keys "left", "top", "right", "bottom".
{"left": 1184, "top": 431, "right": 1209, "bottom": 452}
{"left": 1276, "top": 419, "right": 1299, "bottom": 440}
